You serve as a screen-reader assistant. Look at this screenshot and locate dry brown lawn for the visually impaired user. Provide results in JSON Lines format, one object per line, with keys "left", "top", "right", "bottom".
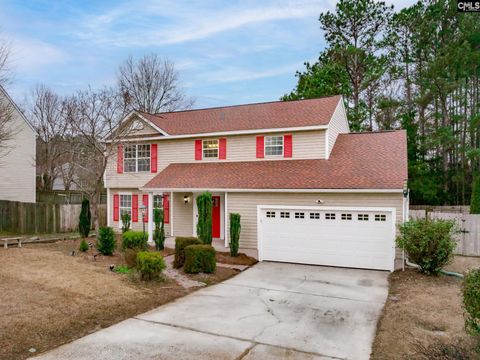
{"left": 371, "top": 256, "right": 480, "bottom": 359}
{"left": 0, "top": 238, "right": 239, "bottom": 360}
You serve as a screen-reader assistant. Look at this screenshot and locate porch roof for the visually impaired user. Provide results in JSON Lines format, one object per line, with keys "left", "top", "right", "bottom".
{"left": 142, "top": 131, "right": 407, "bottom": 191}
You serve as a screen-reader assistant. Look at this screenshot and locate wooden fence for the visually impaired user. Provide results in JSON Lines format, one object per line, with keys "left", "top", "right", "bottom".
{"left": 0, "top": 200, "right": 107, "bottom": 234}
{"left": 410, "top": 210, "right": 480, "bottom": 256}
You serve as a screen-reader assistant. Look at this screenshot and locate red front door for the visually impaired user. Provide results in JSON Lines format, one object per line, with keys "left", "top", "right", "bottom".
{"left": 212, "top": 196, "right": 221, "bottom": 238}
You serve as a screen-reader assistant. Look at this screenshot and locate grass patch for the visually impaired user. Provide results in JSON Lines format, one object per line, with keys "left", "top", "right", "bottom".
{"left": 114, "top": 265, "right": 131, "bottom": 274}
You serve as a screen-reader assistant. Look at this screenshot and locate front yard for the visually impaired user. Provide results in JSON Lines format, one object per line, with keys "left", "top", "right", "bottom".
{"left": 0, "top": 237, "right": 253, "bottom": 360}
{"left": 372, "top": 256, "right": 480, "bottom": 359}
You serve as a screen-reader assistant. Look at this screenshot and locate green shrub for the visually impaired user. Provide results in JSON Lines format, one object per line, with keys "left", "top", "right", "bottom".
{"left": 121, "top": 212, "right": 131, "bottom": 233}
{"left": 78, "top": 198, "right": 91, "bottom": 238}
{"left": 196, "top": 192, "right": 212, "bottom": 245}
{"left": 184, "top": 245, "right": 216, "bottom": 274}
{"left": 114, "top": 265, "right": 131, "bottom": 274}
{"left": 123, "top": 248, "right": 140, "bottom": 268}
{"left": 97, "top": 226, "right": 116, "bottom": 255}
{"left": 122, "top": 230, "right": 147, "bottom": 250}
{"left": 471, "top": 176, "right": 480, "bottom": 214}
{"left": 79, "top": 239, "right": 89, "bottom": 252}
{"left": 136, "top": 251, "right": 166, "bottom": 280}
{"left": 229, "top": 213, "right": 241, "bottom": 257}
{"left": 397, "top": 219, "right": 457, "bottom": 275}
{"left": 463, "top": 268, "right": 480, "bottom": 339}
{"left": 154, "top": 208, "right": 165, "bottom": 250}
{"left": 174, "top": 237, "right": 201, "bottom": 268}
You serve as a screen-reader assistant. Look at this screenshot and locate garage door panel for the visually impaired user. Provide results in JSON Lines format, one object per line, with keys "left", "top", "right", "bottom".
{"left": 260, "top": 208, "right": 394, "bottom": 271}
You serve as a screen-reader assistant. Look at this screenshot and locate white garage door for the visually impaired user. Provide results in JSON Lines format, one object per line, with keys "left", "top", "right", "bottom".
{"left": 258, "top": 206, "right": 395, "bottom": 271}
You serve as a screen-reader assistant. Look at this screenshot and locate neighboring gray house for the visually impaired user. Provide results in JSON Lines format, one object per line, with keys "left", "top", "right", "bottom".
{"left": 0, "top": 86, "right": 36, "bottom": 203}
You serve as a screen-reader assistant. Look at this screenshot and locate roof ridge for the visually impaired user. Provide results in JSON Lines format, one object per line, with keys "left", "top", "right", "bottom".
{"left": 141, "top": 95, "right": 342, "bottom": 117}
{"left": 342, "top": 130, "right": 405, "bottom": 135}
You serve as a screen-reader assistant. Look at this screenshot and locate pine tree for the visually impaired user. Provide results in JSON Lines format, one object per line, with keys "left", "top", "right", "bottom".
{"left": 471, "top": 176, "right": 480, "bottom": 214}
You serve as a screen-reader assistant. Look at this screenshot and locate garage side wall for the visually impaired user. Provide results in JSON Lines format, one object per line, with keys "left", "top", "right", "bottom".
{"left": 227, "top": 192, "right": 404, "bottom": 266}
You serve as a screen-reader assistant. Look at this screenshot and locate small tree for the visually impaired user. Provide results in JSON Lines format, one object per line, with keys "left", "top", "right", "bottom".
{"left": 196, "top": 192, "right": 212, "bottom": 245}
{"left": 79, "top": 239, "right": 89, "bottom": 252}
{"left": 229, "top": 213, "right": 241, "bottom": 257}
{"left": 154, "top": 208, "right": 165, "bottom": 250}
{"left": 78, "top": 197, "right": 91, "bottom": 238}
{"left": 471, "top": 175, "right": 480, "bottom": 214}
{"left": 97, "top": 226, "right": 116, "bottom": 255}
{"left": 121, "top": 212, "right": 131, "bottom": 233}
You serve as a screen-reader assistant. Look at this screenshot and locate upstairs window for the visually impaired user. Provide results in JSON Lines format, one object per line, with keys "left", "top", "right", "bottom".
{"left": 265, "top": 135, "right": 283, "bottom": 156}
{"left": 124, "top": 144, "right": 150, "bottom": 173}
{"left": 203, "top": 139, "right": 219, "bottom": 158}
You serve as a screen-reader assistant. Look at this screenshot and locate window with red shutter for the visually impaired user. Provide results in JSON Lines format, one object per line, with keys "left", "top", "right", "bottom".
{"left": 219, "top": 138, "right": 227, "bottom": 160}
{"left": 163, "top": 193, "right": 170, "bottom": 224}
{"left": 195, "top": 140, "right": 202, "bottom": 160}
{"left": 151, "top": 144, "right": 158, "bottom": 173}
{"left": 132, "top": 195, "right": 139, "bottom": 222}
{"left": 142, "top": 194, "right": 149, "bottom": 223}
{"left": 256, "top": 136, "right": 264, "bottom": 158}
{"left": 117, "top": 144, "right": 124, "bottom": 173}
{"left": 284, "top": 134, "right": 292, "bottom": 158}
{"left": 113, "top": 194, "right": 119, "bottom": 221}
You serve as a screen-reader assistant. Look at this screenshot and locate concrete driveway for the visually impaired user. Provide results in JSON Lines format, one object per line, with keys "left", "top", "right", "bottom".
{"left": 32, "top": 262, "right": 388, "bottom": 360}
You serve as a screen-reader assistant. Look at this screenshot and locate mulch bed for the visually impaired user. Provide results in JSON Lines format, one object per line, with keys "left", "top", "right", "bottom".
{"left": 216, "top": 251, "right": 258, "bottom": 266}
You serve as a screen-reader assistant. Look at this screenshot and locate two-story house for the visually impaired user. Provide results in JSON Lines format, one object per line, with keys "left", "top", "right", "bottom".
{"left": 105, "top": 95, "right": 408, "bottom": 271}
{"left": 0, "top": 86, "right": 36, "bottom": 203}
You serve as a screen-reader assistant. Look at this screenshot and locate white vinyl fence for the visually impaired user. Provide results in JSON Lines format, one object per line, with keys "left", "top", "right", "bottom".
{"left": 410, "top": 209, "right": 480, "bottom": 256}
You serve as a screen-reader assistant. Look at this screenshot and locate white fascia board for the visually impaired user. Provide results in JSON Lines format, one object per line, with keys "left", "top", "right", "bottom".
{"left": 139, "top": 187, "right": 404, "bottom": 194}
{"left": 103, "top": 111, "right": 170, "bottom": 142}
{"left": 0, "top": 85, "right": 38, "bottom": 136}
{"left": 105, "top": 124, "right": 329, "bottom": 143}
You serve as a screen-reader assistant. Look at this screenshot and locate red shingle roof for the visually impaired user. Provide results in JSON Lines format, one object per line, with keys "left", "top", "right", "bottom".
{"left": 139, "top": 96, "right": 341, "bottom": 136}
{"left": 143, "top": 131, "right": 407, "bottom": 190}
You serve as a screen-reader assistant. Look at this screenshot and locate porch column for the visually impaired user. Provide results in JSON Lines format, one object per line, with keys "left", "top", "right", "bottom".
{"left": 147, "top": 192, "right": 154, "bottom": 244}
{"left": 106, "top": 188, "right": 111, "bottom": 227}
{"left": 224, "top": 192, "right": 228, "bottom": 247}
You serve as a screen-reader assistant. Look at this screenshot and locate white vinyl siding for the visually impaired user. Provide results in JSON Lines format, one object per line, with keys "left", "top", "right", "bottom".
{"left": 327, "top": 100, "right": 349, "bottom": 157}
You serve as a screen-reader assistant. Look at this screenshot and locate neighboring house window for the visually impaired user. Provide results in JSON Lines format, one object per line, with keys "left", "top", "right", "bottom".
{"left": 120, "top": 194, "right": 132, "bottom": 220}
{"left": 124, "top": 144, "right": 151, "bottom": 173}
{"left": 153, "top": 194, "right": 163, "bottom": 209}
{"left": 265, "top": 135, "right": 283, "bottom": 156}
{"left": 203, "top": 139, "right": 219, "bottom": 158}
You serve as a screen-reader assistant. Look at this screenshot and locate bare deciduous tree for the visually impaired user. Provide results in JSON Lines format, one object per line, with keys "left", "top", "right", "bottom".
{"left": 30, "top": 84, "right": 69, "bottom": 190}
{"left": 0, "top": 35, "right": 16, "bottom": 162}
{"left": 117, "top": 54, "right": 193, "bottom": 113}
{"left": 66, "top": 87, "right": 129, "bottom": 234}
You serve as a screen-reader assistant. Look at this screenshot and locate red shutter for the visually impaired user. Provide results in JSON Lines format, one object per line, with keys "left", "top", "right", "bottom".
{"left": 284, "top": 134, "right": 292, "bottom": 158}
{"left": 117, "top": 144, "right": 124, "bottom": 173}
{"left": 151, "top": 144, "right": 157, "bottom": 173}
{"left": 142, "top": 194, "right": 149, "bottom": 223}
{"left": 132, "top": 194, "right": 138, "bottom": 222}
{"left": 195, "top": 140, "right": 202, "bottom": 160}
{"left": 219, "top": 138, "right": 227, "bottom": 160}
{"left": 256, "top": 136, "right": 264, "bottom": 158}
{"left": 113, "top": 194, "right": 119, "bottom": 221}
{"left": 163, "top": 193, "right": 170, "bottom": 224}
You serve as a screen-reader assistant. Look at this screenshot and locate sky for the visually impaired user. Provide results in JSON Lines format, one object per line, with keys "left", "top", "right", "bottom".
{"left": 0, "top": 0, "right": 417, "bottom": 109}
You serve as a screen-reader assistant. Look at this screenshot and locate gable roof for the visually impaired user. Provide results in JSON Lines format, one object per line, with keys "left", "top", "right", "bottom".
{"left": 143, "top": 130, "right": 407, "bottom": 190}
{"left": 0, "top": 85, "right": 37, "bottom": 136}
{"left": 138, "top": 95, "right": 342, "bottom": 136}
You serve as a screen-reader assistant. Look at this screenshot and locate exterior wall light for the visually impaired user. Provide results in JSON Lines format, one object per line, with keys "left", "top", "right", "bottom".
{"left": 183, "top": 195, "right": 191, "bottom": 204}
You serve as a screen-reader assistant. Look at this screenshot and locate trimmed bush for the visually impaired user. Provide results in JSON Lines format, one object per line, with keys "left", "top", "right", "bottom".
{"left": 97, "top": 226, "right": 116, "bottom": 255}
{"left": 154, "top": 208, "right": 165, "bottom": 250}
{"left": 184, "top": 245, "right": 216, "bottom": 274}
{"left": 463, "top": 268, "right": 480, "bottom": 338}
{"left": 397, "top": 219, "right": 457, "bottom": 275}
{"left": 229, "top": 213, "right": 241, "bottom": 257}
{"left": 122, "top": 230, "right": 147, "bottom": 250}
{"left": 121, "top": 212, "right": 131, "bottom": 233}
{"left": 78, "top": 198, "right": 91, "bottom": 238}
{"left": 174, "top": 237, "right": 201, "bottom": 268}
{"left": 471, "top": 175, "right": 480, "bottom": 214}
{"left": 196, "top": 192, "right": 213, "bottom": 244}
{"left": 136, "top": 251, "right": 166, "bottom": 280}
{"left": 79, "top": 239, "right": 89, "bottom": 252}
{"left": 123, "top": 248, "right": 140, "bottom": 268}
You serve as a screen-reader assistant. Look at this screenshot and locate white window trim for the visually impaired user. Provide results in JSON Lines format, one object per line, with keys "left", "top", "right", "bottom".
{"left": 124, "top": 144, "right": 151, "bottom": 173}
{"left": 264, "top": 135, "right": 284, "bottom": 158}
{"left": 202, "top": 139, "right": 219, "bottom": 159}
{"left": 118, "top": 192, "right": 132, "bottom": 229}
